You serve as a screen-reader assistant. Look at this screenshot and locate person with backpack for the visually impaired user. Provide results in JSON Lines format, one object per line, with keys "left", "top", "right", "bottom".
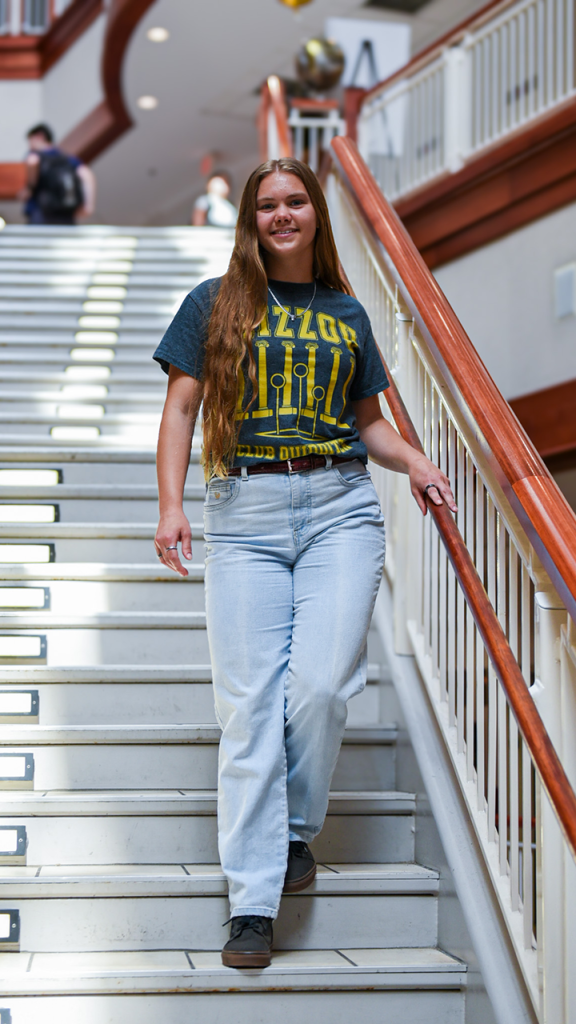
{"left": 22, "top": 124, "right": 96, "bottom": 226}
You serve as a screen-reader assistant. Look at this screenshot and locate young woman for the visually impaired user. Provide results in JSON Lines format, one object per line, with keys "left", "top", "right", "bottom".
{"left": 153, "top": 158, "right": 456, "bottom": 969}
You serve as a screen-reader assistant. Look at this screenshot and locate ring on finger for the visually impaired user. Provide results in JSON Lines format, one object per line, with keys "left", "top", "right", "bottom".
{"left": 165, "top": 545, "right": 178, "bottom": 551}
{"left": 424, "top": 483, "right": 438, "bottom": 495}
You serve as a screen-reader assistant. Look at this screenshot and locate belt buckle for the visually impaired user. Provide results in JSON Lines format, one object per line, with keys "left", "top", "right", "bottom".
{"left": 287, "top": 459, "right": 295, "bottom": 474}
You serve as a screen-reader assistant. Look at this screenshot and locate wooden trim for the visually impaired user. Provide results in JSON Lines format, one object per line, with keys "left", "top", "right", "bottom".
{"left": 393, "top": 97, "right": 576, "bottom": 268}
{"left": 343, "top": 87, "right": 367, "bottom": 144}
{"left": 0, "top": 36, "right": 42, "bottom": 79}
{"left": 57, "top": 0, "right": 156, "bottom": 164}
{"left": 40, "top": 0, "right": 103, "bottom": 75}
{"left": 0, "top": 163, "right": 26, "bottom": 200}
{"left": 380, "top": 352, "right": 576, "bottom": 864}
{"left": 267, "top": 76, "right": 293, "bottom": 159}
{"left": 0, "top": 0, "right": 103, "bottom": 80}
{"left": 330, "top": 135, "right": 576, "bottom": 625}
{"left": 258, "top": 76, "right": 293, "bottom": 163}
{"left": 509, "top": 379, "right": 576, "bottom": 460}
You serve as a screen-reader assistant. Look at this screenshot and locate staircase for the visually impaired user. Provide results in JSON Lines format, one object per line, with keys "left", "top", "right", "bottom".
{"left": 0, "top": 224, "right": 466, "bottom": 1023}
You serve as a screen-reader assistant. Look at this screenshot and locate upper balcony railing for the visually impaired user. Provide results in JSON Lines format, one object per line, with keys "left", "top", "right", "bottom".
{"left": 0, "top": 0, "right": 73, "bottom": 36}
{"left": 358, "top": 0, "right": 576, "bottom": 202}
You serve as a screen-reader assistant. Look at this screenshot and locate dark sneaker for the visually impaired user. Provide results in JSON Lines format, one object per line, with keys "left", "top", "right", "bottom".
{"left": 221, "top": 915, "right": 273, "bottom": 968}
{"left": 283, "top": 840, "right": 317, "bottom": 893}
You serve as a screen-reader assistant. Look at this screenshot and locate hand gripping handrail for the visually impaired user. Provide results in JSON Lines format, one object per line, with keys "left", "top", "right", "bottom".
{"left": 330, "top": 134, "right": 576, "bottom": 862}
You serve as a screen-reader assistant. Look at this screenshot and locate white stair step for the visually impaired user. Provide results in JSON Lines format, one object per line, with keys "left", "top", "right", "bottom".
{"left": 0, "top": 578, "right": 204, "bottom": 614}
{"left": 0, "top": 612, "right": 206, "bottom": 627}
{"left": 0, "top": 891, "right": 438, "bottom": 953}
{"left": 0, "top": 627, "right": 210, "bottom": 665}
{"left": 0, "top": 991, "right": 464, "bottom": 1024}
{"left": 0, "top": 725, "right": 396, "bottom": 747}
{"left": 3, "top": 682, "right": 217, "bottom": 725}
{"left": 0, "top": 371, "right": 163, "bottom": 385}
{"left": 0, "top": 390, "right": 165, "bottom": 405}
{"left": 0, "top": 791, "right": 416, "bottom": 865}
{"left": 0, "top": 484, "right": 201, "bottom": 499}
{"left": 0, "top": 527, "right": 199, "bottom": 564}
{"left": 0, "top": 500, "right": 199, "bottom": 525}
{"left": 0, "top": 664, "right": 380, "bottom": 727}
{"left": 0, "top": 563, "right": 205, "bottom": 581}
{"left": 0, "top": 948, "right": 466, "bottom": 1014}
{"left": 0, "top": 726, "right": 396, "bottom": 791}
{"left": 0, "top": 862, "right": 438, "bottom": 897}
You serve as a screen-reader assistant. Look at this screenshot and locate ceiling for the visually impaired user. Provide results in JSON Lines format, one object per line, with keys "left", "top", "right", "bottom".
{"left": 88, "top": 0, "right": 481, "bottom": 226}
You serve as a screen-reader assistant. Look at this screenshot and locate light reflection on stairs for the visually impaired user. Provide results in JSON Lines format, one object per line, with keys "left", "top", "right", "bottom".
{"left": 0, "top": 225, "right": 466, "bottom": 1023}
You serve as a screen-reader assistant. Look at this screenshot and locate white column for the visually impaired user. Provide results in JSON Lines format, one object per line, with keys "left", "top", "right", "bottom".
{"left": 443, "top": 44, "right": 469, "bottom": 171}
{"left": 10, "top": 0, "right": 22, "bottom": 35}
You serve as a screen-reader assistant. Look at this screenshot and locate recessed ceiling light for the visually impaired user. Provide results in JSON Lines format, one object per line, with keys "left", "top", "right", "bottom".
{"left": 147, "top": 26, "right": 169, "bottom": 42}
{"left": 138, "top": 95, "right": 159, "bottom": 110}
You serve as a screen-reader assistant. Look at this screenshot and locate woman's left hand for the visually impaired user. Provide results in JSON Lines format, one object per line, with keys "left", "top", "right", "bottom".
{"left": 408, "top": 453, "right": 457, "bottom": 516}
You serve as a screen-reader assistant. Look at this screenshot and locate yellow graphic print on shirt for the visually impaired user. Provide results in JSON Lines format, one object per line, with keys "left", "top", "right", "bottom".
{"left": 239, "top": 306, "right": 358, "bottom": 456}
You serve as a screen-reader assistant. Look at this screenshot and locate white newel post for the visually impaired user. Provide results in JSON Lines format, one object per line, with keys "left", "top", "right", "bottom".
{"left": 442, "top": 45, "right": 468, "bottom": 173}
{"left": 10, "top": 0, "right": 21, "bottom": 35}
{"left": 532, "top": 589, "right": 568, "bottom": 1024}
{"left": 392, "top": 310, "right": 415, "bottom": 655}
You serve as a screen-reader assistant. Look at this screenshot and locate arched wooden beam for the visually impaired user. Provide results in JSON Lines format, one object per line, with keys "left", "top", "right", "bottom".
{"left": 61, "top": 0, "right": 158, "bottom": 163}
{"left": 0, "top": 0, "right": 156, "bottom": 197}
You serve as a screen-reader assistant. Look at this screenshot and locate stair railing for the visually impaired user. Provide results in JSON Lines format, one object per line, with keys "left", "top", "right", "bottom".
{"left": 328, "top": 134, "right": 576, "bottom": 1023}
{"left": 0, "top": 0, "right": 73, "bottom": 35}
{"left": 358, "top": 0, "right": 576, "bottom": 202}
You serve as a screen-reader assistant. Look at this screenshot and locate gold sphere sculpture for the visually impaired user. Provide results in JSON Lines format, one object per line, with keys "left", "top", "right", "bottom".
{"left": 295, "top": 37, "right": 345, "bottom": 92}
{"left": 278, "top": 0, "right": 314, "bottom": 7}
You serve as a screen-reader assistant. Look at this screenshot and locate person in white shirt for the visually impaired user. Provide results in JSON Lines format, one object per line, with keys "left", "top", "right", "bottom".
{"left": 192, "top": 171, "right": 238, "bottom": 227}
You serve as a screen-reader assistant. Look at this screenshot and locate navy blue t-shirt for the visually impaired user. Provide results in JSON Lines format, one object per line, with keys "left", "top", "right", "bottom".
{"left": 153, "top": 277, "right": 389, "bottom": 467}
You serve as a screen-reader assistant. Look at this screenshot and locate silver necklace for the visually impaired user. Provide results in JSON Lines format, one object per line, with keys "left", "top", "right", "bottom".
{"left": 267, "top": 280, "right": 317, "bottom": 323}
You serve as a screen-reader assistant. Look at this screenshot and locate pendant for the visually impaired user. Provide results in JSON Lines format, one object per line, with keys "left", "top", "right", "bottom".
{"left": 289, "top": 314, "right": 296, "bottom": 321}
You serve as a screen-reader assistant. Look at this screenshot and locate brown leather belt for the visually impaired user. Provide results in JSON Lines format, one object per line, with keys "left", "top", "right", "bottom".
{"left": 227, "top": 455, "right": 355, "bottom": 476}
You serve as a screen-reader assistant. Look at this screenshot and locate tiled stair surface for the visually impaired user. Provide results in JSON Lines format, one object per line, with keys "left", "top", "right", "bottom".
{"left": 0, "top": 226, "right": 466, "bottom": 1024}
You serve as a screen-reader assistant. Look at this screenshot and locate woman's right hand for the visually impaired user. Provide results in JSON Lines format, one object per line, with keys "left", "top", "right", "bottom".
{"left": 155, "top": 509, "right": 192, "bottom": 577}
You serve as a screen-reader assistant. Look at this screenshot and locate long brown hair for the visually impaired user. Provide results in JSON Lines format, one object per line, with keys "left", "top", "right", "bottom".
{"left": 202, "top": 158, "right": 350, "bottom": 479}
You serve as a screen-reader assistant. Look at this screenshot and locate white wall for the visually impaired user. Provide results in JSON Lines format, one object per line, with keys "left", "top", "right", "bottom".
{"left": 42, "top": 11, "right": 106, "bottom": 141}
{"left": 0, "top": 80, "right": 43, "bottom": 160}
{"left": 434, "top": 201, "right": 576, "bottom": 400}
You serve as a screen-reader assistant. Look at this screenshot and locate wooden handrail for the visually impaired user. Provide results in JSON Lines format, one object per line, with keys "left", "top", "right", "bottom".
{"left": 381, "top": 351, "right": 576, "bottom": 864}
{"left": 260, "top": 75, "right": 293, "bottom": 161}
{"left": 331, "top": 135, "right": 576, "bottom": 626}
{"left": 331, "top": 132, "right": 576, "bottom": 861}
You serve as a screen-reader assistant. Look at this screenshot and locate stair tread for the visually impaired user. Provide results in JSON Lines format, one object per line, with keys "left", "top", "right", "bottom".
{"left": 0, "top": 947, "right": 466, "bottom": 995}
{"left": 0, "top": 448, "right": 181, "bottom": 461}
{"left": 0, "top": 663, "right": 381, "bottom": 683}
{"left": 0, "top": 789, "right": 416, "bottom": 815}
{"left": 0, "top": 563, "right": 205, "bottom": 580}
{"left": 0, "top": 523, "right": 201, "bottom": 539}
{"left": 0, "top": 484, "right": 199, "bottom": 498}
{"left": 0, "top": 862, "right": 439, "bottom": 896}
{"left": 0, "top": 725, "right": 398, "bottom": 745}
{"left": 0, "top": 611, "right": 207, "bottom": 628}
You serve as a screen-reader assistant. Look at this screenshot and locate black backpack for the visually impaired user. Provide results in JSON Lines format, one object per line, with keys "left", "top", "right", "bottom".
{"left": 36, "top": 152, "right": 84, "bottom": 215}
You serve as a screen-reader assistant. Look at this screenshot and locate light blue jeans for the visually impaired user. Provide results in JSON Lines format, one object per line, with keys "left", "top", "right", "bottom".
{"left": 203, "top": 460, "right": 386, "bottom": 919}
